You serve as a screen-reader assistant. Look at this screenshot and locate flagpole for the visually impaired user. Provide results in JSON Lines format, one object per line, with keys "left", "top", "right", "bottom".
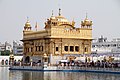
{"left": 35, "top": 22, "right": 38, "bottom": 31}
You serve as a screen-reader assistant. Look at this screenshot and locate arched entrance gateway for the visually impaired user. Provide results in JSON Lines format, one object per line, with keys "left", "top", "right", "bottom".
{"left": 25, "top": 56, "right": 30, "bottom": 63}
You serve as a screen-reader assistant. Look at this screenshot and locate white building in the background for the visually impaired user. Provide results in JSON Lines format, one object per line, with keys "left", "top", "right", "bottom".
{"left": 0, "top": 42, "right": 5, "bottom": 51}
{"left": 92, "top": 36, "right": 120, "bottom": 54}
{"left": 13, "top": 41, "right": 23, "bottom": 55}
{"left": 0, "top": 42, "right": 12, "bottom": 52}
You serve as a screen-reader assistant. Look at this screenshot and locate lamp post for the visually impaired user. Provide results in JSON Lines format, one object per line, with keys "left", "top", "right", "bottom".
{"left": 9, "top": 54, "right": 14, "bottom": 66}
{"left": 43, "top": 53, "right": 48, "bottom": 66}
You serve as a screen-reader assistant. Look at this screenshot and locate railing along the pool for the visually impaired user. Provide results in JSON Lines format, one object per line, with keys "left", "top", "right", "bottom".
{"left": 10, "top": 64, "right": 120, "bottom": 72}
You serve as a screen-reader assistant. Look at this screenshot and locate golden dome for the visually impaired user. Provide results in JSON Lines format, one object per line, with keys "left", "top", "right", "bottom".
{"left": 81, "top": 18, "right": 92, "bottom": 26}
{"left": 24, "top": 17, "right": 31, "bottom": 28}
{"left": 50, "top": 8, "right": 68, "bottom": 22}
{"left": 45, "top": 9, "right": 74, "bottom": 29}
{"left": 81, "top": 13, "right": 92, "bottom": 27}
{"left": 9, "top": 54, "right": 14, "bottom": 59}
{"left": 43, "top": 53, "right": 48, "bottom": 58}
{"left": 55, "top": 16, "right": 68, "bottom": 22}
{"left": 25, "top": 21, "right": 31, "bottom": 27}
{"left": 84, "top": 18, "right": 90, "bottom": 22}
{"left": 24, "top": 17, "right": 32, "bottom": 31}
{"left": 49, "top": 15, "right": 69, "bottom": 23}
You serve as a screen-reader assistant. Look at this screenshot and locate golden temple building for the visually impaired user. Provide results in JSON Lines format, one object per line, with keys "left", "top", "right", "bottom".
{"left": 21, "top": 9, "right": 93, "bottom": 64}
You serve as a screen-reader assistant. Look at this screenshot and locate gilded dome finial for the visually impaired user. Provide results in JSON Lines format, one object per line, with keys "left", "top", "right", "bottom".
{"left": 59, "top": 8, "right": 61, "bottom": 16}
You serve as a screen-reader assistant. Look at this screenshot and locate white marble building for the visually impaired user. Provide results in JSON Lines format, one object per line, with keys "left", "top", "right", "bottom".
{"left": 13, "top": 41, "right": 23, "bottom": 55}
{"left": 92, "top": 36, "right": 120, "bottom": 54}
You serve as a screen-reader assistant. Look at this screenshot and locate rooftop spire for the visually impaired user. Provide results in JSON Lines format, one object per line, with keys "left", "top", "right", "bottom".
{"left": 27, "top": 16, "right": 29, "bottom": 22}
{"left": 35, "top": 22, "right": 38, "bottom": 31}
{"left": 72, "top": 18, "right": 75, "bottom": 26}
{"left": 58, "top": 8, "right": 61, "bottom": 16}
{"left": 86, "top": 13, "right": 88, "bottom": 19}
{"left": 52, "top": 10, "right": 54, "bottom": 16}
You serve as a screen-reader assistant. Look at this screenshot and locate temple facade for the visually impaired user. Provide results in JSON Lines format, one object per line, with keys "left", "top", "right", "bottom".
{"left": 21, "top": 9, "right": 93, "bottom": 64}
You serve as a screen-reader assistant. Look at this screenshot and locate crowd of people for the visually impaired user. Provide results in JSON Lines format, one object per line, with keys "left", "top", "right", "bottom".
{"left": 0, "top": 59, "right": 9, "bottom": 65}
{"left": 9, "top": 60, "right": 120, "bottom": 69}
{"left": 57, "top": 60, "right": 120, "bottom": 68}
{"left": 1, "top": 58, "right": 120, "bottom": 69}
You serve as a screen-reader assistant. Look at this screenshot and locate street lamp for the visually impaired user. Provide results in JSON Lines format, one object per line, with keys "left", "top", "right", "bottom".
{"left": 9, "top": 54, "right": 14, "bottom": 66}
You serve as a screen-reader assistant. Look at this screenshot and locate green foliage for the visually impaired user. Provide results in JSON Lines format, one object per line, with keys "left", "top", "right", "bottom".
{"left": 0, "top": 50, "right": 10, "bottom": 56}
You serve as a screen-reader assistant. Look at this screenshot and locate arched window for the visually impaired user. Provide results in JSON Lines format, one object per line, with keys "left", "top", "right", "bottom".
{"left": 70, "top": 46, "right": 74, "bottom": 52}
{"left": 75, "top": 46, "right": 79, "bottom": 52}
{"left": 64, "top": 46, "right": 68, "bottom": 51}
{"left": 25, "top": 56, "right": 30, "bottom": 63}
{"left": 84, "top": 47, "right": 88, "bottom": 52}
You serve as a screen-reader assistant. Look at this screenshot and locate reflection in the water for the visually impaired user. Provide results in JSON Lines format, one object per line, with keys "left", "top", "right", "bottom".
{"left": 9, "top": 71, "right": 120, "bottom": 80}
{"left": 0, "top": 67, "right": 120, "bottom": 80}
{"left": 22, "top": 71, "right": 44, "bottom": 80}
{"left": 9, "top": 71, "right": 44, "bottom": 80}
{"left": 0, "top": 67, "right": 9, "bottom": 80}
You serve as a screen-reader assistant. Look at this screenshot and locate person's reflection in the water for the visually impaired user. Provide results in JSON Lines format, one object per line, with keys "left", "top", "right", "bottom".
{"left": 22, "top": 71, "right": 44, "bottom": 80}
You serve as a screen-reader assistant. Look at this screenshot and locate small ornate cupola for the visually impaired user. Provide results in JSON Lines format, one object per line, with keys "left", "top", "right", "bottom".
{"left": 24, "top": 17, "right": 32, "bottom": 31}
{"left": 81, "top": 13, "right": 92, "bottom": 28}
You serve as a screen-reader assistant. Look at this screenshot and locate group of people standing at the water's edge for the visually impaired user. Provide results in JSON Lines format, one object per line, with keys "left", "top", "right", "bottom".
{"left": 4, "top": 59, "right": 120, "bottom": 68}
{"left": 0, "top": 59, "right": 8, "bottom": 65}
{"left": 0, "top": 59, "right": 20, "bottom": 66}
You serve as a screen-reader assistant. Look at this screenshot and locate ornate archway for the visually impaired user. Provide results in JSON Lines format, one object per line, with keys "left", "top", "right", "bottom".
{"left": 25, "top": 56, "right": 30, "bottom": 63}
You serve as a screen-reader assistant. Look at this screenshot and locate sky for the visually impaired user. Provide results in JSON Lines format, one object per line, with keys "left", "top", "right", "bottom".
{"left": 0, "top": 0, "right": 120, "bottom": 44}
